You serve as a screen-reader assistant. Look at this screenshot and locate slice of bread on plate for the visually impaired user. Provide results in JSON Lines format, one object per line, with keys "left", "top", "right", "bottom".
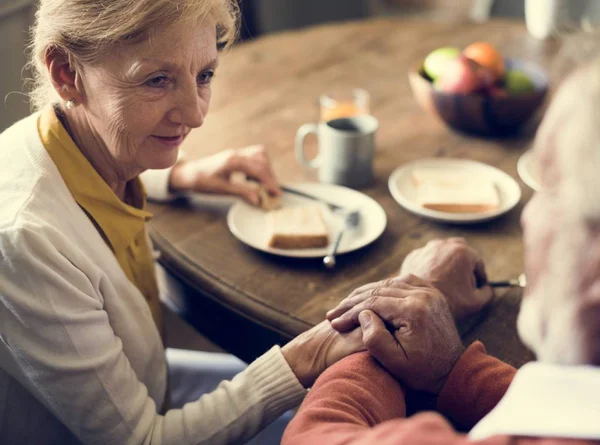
{"left": 412, "top": 168, "right": 500, "bottom": 213}
{"left": 267, "top": 205, "right": 329, "bottom": 249}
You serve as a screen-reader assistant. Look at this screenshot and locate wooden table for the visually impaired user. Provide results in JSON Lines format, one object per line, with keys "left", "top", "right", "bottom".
{"left": 149, "top": 18, "right": 561, "bottom": 364}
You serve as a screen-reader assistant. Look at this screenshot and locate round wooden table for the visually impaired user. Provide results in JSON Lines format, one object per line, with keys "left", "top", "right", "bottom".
{"left": 149, "top": 18, "right": 561, "bottom": 364}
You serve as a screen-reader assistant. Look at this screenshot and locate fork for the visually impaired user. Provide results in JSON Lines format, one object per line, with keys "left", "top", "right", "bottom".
{"left": 489, "top": 273, "right": 527, "bottom": 288}
{"left": 323, "top": 210, "right": 361, "bottom": 268}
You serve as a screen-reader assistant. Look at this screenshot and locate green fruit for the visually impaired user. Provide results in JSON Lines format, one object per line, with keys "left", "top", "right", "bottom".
{"left": 423, "top": 47, "right": 461, "bottom": 80}
{"left": 504, "top": 70, "right": 535, "bottom": 94}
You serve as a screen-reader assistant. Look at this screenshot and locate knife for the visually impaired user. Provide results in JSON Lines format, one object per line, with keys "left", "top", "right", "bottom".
{"left": 280, "top": 186, "right": 346, "bottom": 212}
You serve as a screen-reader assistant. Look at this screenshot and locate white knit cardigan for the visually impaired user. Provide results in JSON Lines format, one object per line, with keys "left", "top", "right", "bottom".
{"left": 0, "top": 113, "right": 305, "bottom": 445}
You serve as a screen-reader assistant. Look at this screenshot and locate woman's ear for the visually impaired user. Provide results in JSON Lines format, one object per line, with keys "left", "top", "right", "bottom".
{"left": 44, "top": 47, "right": 84, "bottom": 105}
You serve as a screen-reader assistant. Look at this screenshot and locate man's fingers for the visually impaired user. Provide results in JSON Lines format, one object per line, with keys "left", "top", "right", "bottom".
{"left": 474, "top": 285, "right": 494, "bottom": 307}
{"left": 473, "top": 257, "right": 489, "bottom": 288}
{"left": 358, "top": 310, "right": 407, "bottom": 376}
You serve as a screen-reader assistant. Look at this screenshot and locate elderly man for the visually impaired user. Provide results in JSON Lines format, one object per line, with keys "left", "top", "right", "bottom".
{"left": 282, "top": 55, "right": 600, "bottom": 445}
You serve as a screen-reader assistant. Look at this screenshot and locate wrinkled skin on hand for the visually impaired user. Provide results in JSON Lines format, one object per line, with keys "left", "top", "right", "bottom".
{"left": 327, "top": 239, "right": 492, "bottom": 325}
{"left": 282, "top": 320, "right": 366, "bottom": 388}
{"left": 333, "top": 277, "right": 465, "bottom": 394}
{"left": 398, "top": 238, "right": 493, "bottom": 320}
{"left": 169, "top": 144, "right": 281, "bottom": 205}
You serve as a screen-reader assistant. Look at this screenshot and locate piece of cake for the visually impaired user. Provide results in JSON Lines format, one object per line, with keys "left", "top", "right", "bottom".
{"left": 412, "top": 168, "right": 500, "bottom": 213}
{"left": 267, "top": 206, "right": 329, "bottom": 249}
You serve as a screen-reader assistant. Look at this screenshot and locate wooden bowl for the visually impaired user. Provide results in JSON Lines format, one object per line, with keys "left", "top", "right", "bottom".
{"left": 408, "top": 58, "right": 549, "bottom": 136}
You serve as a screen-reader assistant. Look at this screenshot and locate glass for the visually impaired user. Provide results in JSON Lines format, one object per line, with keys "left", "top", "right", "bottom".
{"left": 319, "top": 88, "right": 370, "bottom": 122}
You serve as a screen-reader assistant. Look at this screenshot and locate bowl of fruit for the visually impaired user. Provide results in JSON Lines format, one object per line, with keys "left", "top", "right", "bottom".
{"left": 408, "top": 42, "right": 549, "bottom": 136}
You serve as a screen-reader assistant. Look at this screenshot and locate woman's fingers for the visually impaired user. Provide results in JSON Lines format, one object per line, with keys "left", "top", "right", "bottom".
{"left": 326, "top": 279, "right": 415, "bottom": 323}
{"left": 227, "top": 147, "right": 280, "bottom": 195}
{"left": 326, "top": 274, "right": 429, "bottom": 323}
{"left": 330, "top": 295, "right": 411, "bottom": 332}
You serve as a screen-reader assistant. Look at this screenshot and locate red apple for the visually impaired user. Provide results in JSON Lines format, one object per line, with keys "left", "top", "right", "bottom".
{"left": 435, "top": 55, "right": 484, "bottom": 94}
{"left": 488, "top": 85, "right": 508, "bottom": 98}
{"left": 475, "top": 65, "right": 496, "bottom": 91}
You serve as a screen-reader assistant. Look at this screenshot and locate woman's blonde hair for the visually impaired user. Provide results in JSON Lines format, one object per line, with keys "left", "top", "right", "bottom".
{"left": 27, "top": 0, "right": 239, "bottom": 111}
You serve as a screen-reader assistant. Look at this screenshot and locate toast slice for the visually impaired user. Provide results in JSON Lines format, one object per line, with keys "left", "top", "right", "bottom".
{"left": 412, "top": 168, "right": 500, "bottom": 213}
{"left": 230, "top": 172, "right": 281, "bottom": 211}
{"left": 267, "top": 206, "right": 329, "bottom": 249}
{"left": 258, "top": 186, "right": 281, "bottom": 211}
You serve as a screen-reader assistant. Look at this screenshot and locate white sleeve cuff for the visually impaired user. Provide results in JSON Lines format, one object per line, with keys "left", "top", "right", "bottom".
{"left": 140, "top": 166, "right": 179, "bottom": 202}
{"left": 141, "top": 151, "right": 186, "bottom": 203}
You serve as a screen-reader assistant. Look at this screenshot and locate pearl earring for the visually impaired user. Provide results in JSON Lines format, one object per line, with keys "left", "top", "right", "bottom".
{"left": 65, "top": 99, "right": 75, "bottom": 109}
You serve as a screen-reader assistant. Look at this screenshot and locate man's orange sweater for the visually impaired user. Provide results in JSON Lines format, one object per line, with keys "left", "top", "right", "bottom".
{"left": 283, "top": 342, "right": 600, "bottom": 445}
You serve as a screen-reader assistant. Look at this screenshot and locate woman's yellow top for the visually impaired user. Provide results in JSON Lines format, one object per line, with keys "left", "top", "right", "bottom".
{"left": 38, "top": 107, "right": 163, "bottom": 333}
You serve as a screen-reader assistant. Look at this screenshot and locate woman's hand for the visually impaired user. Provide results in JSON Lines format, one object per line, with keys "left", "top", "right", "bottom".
{"left": 282, "top": 320, "right": 365, "bottom": 388}
{"left": 169, "top": 145, "right": 281, "bottom": 205}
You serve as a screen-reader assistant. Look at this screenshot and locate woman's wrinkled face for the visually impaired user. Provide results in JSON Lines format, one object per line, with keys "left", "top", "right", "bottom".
{"left": 78, "top": 20, "right": 218, "bottom": 170}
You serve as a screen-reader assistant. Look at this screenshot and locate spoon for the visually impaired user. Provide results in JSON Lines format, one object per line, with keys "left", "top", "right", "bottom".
{"left": 323, "top": 210, "right": 361, "bottom": 268}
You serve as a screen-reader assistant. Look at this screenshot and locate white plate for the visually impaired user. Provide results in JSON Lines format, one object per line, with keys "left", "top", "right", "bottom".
{"left": 517, "top": 150, "right": 541, "bottom": 192}
{"left": 227, "top": 183, "right": 387, "bottom": 258}
{"left": 388, "top": 158, "right": 522, "bottom": 224}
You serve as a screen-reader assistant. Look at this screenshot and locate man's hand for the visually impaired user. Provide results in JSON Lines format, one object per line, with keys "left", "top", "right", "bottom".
{"left": 282, "top": 320, "right": 366, "bottom": 388}
{"left": 169, "top": 145, "right": 280, "bottom": 205}
{"left": 327, "top": 239, "right": 491, "bottom": 325}
{"left": 398, "top": 238, "right": 493, "bottom": 320}
{"left": 333, "top": 279, "right": 465, "bottom": 394}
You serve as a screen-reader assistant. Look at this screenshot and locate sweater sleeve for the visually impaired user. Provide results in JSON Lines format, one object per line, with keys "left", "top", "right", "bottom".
{"left": 140, "top": 150, "right": 186, "bottom": 203}
{"left": 282, "top": 352, "right": 472, "bottom": 445}
{"left": 436, "top": 341, "right": 517, "bottom": 430}
{"left": 0, "top": 224, "right": 306, "bottom": 445}
{"left": 140, "top": 166, "right": 180, "bottom": 203}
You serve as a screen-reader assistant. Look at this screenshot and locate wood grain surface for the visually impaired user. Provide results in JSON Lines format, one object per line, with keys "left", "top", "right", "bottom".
{"left": 149, "top": 18, "right": 562, "bottom": 365}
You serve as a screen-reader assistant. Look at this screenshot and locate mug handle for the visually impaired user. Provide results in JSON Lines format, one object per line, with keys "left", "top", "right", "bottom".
{"left": 295, "top": 123, "right": 320, "bottom": 168}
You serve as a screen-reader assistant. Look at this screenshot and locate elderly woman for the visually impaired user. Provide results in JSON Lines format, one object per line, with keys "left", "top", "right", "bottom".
{"left": 282, "top": 47, "right": 600, "bottom": 445}
{"left": 0, "top": 1, "right": 365, "bottom": 444}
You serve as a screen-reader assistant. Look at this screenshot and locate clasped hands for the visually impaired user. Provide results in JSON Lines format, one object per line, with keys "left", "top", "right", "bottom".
{"left": 284, "top": 238, "right": 493, "bottom": 393}
{"left": 327, "top": 238, "right": 493, "bottom": 394}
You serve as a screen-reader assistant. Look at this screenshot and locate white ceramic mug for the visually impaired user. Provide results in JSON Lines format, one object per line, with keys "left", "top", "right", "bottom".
{"left": 295, "top": 114, "right": 378, "bottom": 188}
{"left": 525, "top": 0, "right": 564, "bottom": 39}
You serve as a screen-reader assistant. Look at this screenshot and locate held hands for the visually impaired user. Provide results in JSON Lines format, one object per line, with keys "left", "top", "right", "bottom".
{"left": 333, "top": 276, "right": 465, "bottom": 394}
{"left": 327, "top": 238, "right": 492, "bottom": 327}
{"left": 398, "top": 238, "right": 493, "bottom": 320}
{"left": 169, "top": 145, "right": 281, "bottom": 205}
{"left": 322, "top": 238, "right": 492, "bottom": 393}
{"left": 282, "top": 320, "right": 366, "bottom": 388}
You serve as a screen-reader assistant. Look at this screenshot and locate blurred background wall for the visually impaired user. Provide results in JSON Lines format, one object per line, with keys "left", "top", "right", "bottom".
{"left": 1, "top": 0, "right": 36, "bottom": 132}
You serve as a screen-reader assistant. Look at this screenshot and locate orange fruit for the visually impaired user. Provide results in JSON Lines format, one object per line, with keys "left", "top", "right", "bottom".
{"left": 463, "top": 42, "right": 505, "bottom": 81}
